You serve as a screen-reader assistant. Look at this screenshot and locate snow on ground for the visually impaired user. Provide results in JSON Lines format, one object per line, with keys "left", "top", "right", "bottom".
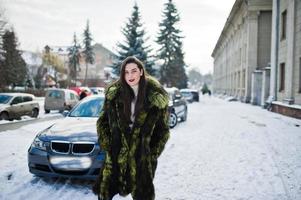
{"left": 0, "top": 95, "right": 301, "bottom": 200}
{"left": 0, "top": 97, "right": 62, "bottom": 125}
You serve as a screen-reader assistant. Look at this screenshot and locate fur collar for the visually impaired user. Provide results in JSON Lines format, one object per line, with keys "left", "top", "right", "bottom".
{"left": 105, "top": 76, "right": 169, "bottom": 109}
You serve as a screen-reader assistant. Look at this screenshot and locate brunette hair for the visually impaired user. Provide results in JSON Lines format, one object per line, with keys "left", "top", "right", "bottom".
{"left": 119, "top": 56, "right": 147, "bottom": 124}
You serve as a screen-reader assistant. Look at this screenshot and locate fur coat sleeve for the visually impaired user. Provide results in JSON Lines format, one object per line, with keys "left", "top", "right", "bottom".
{"left": 150, "top": 106, "right": 170, "bottom": 159}
{"left": 96, "top": 98, "right": 111, "bottom": 152}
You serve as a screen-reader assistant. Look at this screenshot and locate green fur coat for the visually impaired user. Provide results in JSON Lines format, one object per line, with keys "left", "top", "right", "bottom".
{"left": 95, "top": 77, "right": 170, "bottom": 200}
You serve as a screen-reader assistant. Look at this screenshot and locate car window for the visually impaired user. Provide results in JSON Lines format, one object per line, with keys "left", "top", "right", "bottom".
{"left": 0, "top": 95, "right": 13, "bottom": 104}
{"left": 70, "top": 93, "right": 75, "bottom": 100}
{"left": 23, "top": 96, "right": 33, "bottom": 102}
{"left": 69, "top": 97, "right": 104, "bottom": 117}
{"left": 11, "top": 96, "right": 23, "bottom": 104}
{"left": 181, "top": 92, "right": 192, "bottom": 97}
{"left": 48, "top": 91, "right": 62, "bottom": 99}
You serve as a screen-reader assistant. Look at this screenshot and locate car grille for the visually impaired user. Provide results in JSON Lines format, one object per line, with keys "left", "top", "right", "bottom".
{"left": 51, "top": 141, "right": 70, "bottom": 154}
{"left": 51, "top": 141, "right": 95, "bottom": 155}
{"left": 73, "top": 143, "right": 94, "bottom": 154}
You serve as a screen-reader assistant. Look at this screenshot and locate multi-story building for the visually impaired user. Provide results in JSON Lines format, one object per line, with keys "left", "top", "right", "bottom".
{"left": 269, "top": 0, "right": 301, "bottom": 118}
{"left": 212, "top": 0, "right": 273, "bottom": 104}
{"left": 212, "top": 0, "right": 301, "bottom": 119}
{"left": 48, "top": 43, "right": 116, "bottom": 87}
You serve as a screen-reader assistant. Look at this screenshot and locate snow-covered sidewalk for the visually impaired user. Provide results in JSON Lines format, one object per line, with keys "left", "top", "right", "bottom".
{"left": 0, "top": 96, "right": 300, "bottom": 200}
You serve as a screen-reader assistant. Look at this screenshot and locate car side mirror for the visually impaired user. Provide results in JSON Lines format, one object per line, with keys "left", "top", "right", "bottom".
{"left": 62, "top": 110, "right": 69, "bottom": 117}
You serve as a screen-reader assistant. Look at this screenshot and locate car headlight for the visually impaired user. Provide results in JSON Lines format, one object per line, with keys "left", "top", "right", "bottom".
{"left": 31, "top": 136, "right": 46, "bottom": 151}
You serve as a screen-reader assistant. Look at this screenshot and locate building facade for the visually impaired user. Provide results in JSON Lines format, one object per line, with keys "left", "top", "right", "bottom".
{"left": 269, "top": 0, "right": 301, "bottom": 118}
{"left": 48, "top": 43, "right": 116, "bottom": 87}
{"left": 212, "top": 0, "right": 273, "bottom": 104}
{"left": 212, "top": 0, "right": 301, "bottom": 119}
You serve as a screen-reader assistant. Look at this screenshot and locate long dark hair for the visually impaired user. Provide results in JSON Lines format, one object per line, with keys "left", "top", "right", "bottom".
{"left": 119, "top": 56, "right": 147, "bottom": 124}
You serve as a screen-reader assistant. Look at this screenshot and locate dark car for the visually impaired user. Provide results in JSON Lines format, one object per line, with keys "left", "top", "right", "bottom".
{"left": 165, "top": 87, "right": 188, "bottom": 128}
{"left": 180, "top": 89, "right": 199, "bottom": 102}
{"left": 28, "top": 95, "right": 105, "bottom": 180}
{"left": 0, "top": 93, "right": 39, "bottom": 120}
{"left": 180, "top": 90, "right": 194, "bottom": 103}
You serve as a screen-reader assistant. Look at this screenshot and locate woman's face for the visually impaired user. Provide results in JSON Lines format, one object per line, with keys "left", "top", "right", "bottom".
{"left": 124, "top": 63, "right": 142, "bottom": 86}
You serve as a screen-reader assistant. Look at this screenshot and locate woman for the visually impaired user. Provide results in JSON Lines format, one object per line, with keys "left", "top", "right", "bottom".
{"left": 93, "top": 56, "right": 170, "bottom": 200}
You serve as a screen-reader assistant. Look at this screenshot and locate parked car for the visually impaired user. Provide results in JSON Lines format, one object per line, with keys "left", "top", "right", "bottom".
{"left": 0, "top": 93, "right": 40, "bottom": 120}
{"left": 44, "top": 89, "right": 79, "bottom": 113}
{"left": 180, "top": 90, "right": 194, "bottom": 103}
{"left": 90, "top": 87, "right": 105, "bottom": 95}
{"left": 69, "top": 86, "right": 92, "bottom": 96}
{"left": 165, "top": 87, "right": 188, "bottom": 128}
{"left": 28, "top": 95, "right": 105, "bottom": 180}
{"left": 180, "top": 89, "right": 200, "bottom": 102}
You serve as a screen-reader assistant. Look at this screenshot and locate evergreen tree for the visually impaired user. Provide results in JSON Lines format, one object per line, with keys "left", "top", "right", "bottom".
{"left": 0, "top": 57, "right": 5, "bottom": 88}
{"left": 1, "top": 30, "right": 27, "bottom": 88}
{"left": 82, "top": 20, "right": 94, "bottom": 85}
{"left": 0, "top": 7, "right": 7, "bottom": 87}
{"left": 68, "top": 32, "right": 81, "bottom": 86}
{"left": 112, "top": 3, "right": 155, "bottom": 76}
{"left": 156, "top": 0, "right": 187, "bottom": 88}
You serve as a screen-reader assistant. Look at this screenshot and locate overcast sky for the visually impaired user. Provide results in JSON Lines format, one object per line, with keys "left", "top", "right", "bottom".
{"left": 1, "top": 0, "right": 236, "bottom": 74}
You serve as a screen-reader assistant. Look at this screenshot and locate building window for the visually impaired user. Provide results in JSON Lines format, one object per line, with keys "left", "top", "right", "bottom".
{"left": 279, "top": 63, "right": 285, "bottom": 92}
{"left": 281, "top": 10, "right": 287, "bottom": 40}
{"left": 299, "top": 58, "right": 301, "bottom": 93}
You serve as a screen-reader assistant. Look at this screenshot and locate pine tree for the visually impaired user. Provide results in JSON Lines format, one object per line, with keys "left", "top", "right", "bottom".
{"left": 68, "top": 32, "right": 81, "bottom": 86}
{"left": 156, "top": 0, "right": 188, "bottom": 88}
{"left": 112, "top": 3, "right": 155, "bottom": 76}
{"left": 0, "top": 57, "right": 5, "bottom": 88}
{"left": 0, "top": 7, "right": 7, "bottom": 88}
{"left": 82, "top": 20, "right": 95, "bottom": 86}
{"left": 1, "top": 30, "right": 27, "bottom": 88}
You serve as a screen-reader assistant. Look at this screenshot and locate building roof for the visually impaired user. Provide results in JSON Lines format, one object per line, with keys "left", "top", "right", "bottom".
{"left": 211, "top": 0, "right": 243, "bottom": 57}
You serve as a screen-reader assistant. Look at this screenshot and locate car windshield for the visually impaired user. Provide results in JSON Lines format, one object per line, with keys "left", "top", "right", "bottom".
{"left": 0, "top": 95, "right": 13, "bottom": 104}
{"left": 181, "top": 92, "right": 192, "bottom": 97}
{"left": 69, "top": 97, "right": 104, "bottom": 117}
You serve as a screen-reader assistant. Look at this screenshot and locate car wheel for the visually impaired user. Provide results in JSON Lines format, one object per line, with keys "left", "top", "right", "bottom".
{"left": 0, "top": 112, "right": 9, "bottom": 121}
{"left": 45, "top": 109, "right": 50, "bottom": 114}
{"left": 181, "top": 108, "right": 187, "bottom": 122}
{"left": 31, "top": 108, "right": 39, "bottom": 118}
{"left": 169, "top": 112, "right": 178, "bottom": 128}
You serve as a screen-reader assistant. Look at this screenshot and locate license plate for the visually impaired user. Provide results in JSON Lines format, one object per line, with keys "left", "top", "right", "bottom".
{"left": 49, "top": 156, "right": 92, "bottom": 170}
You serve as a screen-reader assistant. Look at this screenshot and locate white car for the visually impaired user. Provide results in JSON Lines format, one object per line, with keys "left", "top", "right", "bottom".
{"left": 0, "top": 93, "right": 40, "bottom": 120}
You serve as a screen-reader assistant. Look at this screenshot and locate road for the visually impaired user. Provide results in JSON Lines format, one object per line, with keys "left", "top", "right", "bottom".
{"left": 0, "top": 96, "right": 301, "bottom": 200}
